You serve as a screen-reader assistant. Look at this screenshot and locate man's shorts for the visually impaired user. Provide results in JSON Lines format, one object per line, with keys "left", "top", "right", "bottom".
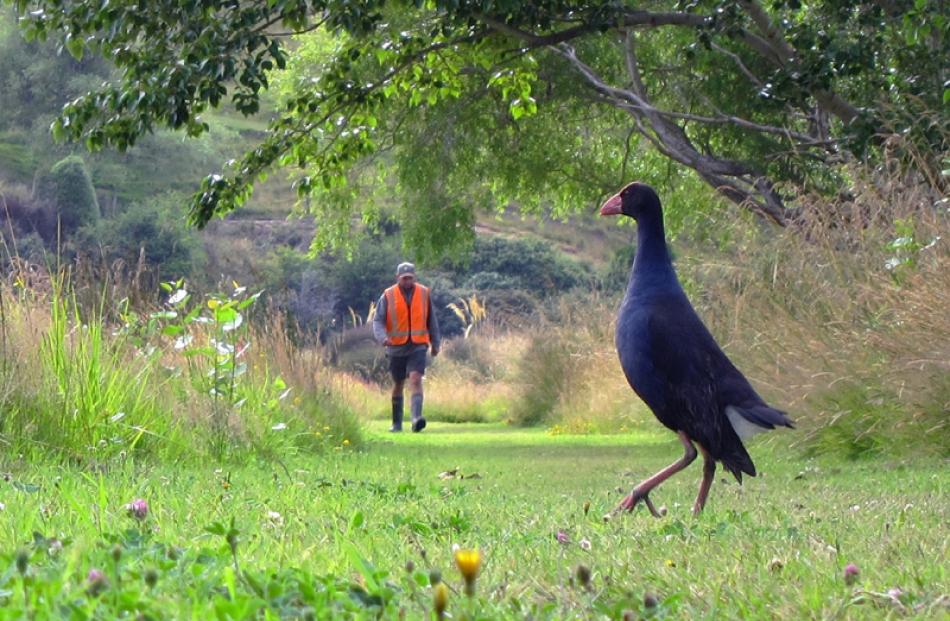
{"left": 389, "top": 348, "right": 428, "bottom": 381}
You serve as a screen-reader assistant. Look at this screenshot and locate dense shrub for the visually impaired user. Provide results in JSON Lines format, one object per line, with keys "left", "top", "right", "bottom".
{"left": 318, "top": 239, "right": 469, "bottom": 339}
{"left": 602, "top": 244, "right": 636, "bottom": 292}
{"left": 0, "top": 182, "right": 57, "bottom": 254}
{"left": 259, "top": 248, "right": 337, "bottom": 334}
{"left": 322, "top": 236, "right": 402, "bottom": 318}
{"left": 441, "top": 334, "right": 496, "bottom": 383}
{"left": 260, "top": 238, "right": 404, "bottom": 336}
{"left": 34, "top": 155, "right": 100, "bottom": 234}
{"left": 462, "top": 271, "right": 521, "bottom": 290}
{"left": 77, "top": 192, "right": 203, "bottom": 280}
{"left": 444, "top": 237, "right": 591, "bottom": 298}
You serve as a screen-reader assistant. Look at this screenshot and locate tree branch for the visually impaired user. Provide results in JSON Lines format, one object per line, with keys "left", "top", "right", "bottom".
{"left": 261, "top": 15, "right": 330, "bottom": 37}
{"left": 477, "top": 10, "right": 707, "bottom": 48}
{"left": 556, "top": 37, "right": 788, "bottom": 224}
{"left": 710, "top": 42, "right": 764, "bottom": 88}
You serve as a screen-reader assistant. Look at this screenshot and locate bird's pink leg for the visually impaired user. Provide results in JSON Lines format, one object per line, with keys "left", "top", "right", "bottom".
{"left": 615, "top": 431, "right": 697, "bottom": 518}
{"left": 692, "top": 444, "right": 716, "bottom": 516}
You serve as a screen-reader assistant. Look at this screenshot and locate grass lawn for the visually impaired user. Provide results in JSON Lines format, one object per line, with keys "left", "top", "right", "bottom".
{"left": 1, "top": 422, "right": 947, "bottom": 619}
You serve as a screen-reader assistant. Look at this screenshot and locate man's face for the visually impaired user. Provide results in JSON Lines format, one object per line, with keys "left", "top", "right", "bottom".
{"left": 398, "top": 274, "right": 415, "bottom": 290}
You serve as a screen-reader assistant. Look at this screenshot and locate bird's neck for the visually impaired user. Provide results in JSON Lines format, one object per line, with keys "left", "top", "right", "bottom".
{"left": 629, "top": 210, "right": 676, "bottom": 291}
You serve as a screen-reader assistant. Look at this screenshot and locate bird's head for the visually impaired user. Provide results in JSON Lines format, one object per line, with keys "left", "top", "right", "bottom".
{"left": 599, "top": 182, "right": 660, "bottom": 221}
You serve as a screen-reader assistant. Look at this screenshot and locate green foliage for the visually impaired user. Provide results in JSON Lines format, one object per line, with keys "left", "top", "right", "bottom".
{"left": 86, "top": 125, "right": 252, "bottom": 205}
{"left": 7, "top": 0, "right": 946, "bottom": 254}
{"left": 34, "top": 155, "right": 101, "bottom": 233}
{"left": 0, "top": 133, "right": 37, "bottom": 180}
{"left": 883, "top": 217, "right": 940, "bottom": 280}
{"left": 0, "top": 14, "right": 112, "bottom": 131}
{"left": 0, "top": 11, "right": 262, "bottom": 210}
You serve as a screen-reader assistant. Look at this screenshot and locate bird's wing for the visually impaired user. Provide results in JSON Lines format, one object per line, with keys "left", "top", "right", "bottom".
{"left": 638, "top": 297, "right": 762, "bottom": 478}
{"left": 641, "top": 300, "right": 729, "bottom": 427}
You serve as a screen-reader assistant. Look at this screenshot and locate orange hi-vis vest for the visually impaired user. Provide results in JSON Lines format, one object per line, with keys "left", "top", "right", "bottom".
{"left": 385, "top": 283, "right": 431, "bottom": 345}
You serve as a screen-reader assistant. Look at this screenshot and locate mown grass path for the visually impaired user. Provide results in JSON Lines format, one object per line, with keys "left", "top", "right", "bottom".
{"left": 1, "top": 423, "right": 947, "bottom": 619}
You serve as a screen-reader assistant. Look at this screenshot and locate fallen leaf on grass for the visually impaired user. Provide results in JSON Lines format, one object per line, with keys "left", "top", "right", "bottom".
{"left": 437, "top": 468, "right": 482, "bottom": 480}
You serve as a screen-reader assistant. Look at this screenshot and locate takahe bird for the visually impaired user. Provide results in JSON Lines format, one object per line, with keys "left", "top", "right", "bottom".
{"left": 600, "top": 182, "right": 793, "bottom": 516}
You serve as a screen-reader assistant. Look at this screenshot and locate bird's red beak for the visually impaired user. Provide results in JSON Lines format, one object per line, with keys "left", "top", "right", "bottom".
{"left": 599, "top": 192, "right": 623, "bottom": 216}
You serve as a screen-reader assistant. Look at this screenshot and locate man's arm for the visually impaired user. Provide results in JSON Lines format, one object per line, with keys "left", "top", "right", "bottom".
{"left": 373, "top": 293, "right": 389, "bottom": 345}
{"left": 427, "top": 292, "right": 441, "bottom": 354}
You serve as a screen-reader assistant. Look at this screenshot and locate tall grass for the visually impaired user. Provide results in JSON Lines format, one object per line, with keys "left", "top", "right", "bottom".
{"left": 424, "top": 332, "right": 519, "bottom": 423}
{"left": 39, "top": 284, "right": 168, "bottom": 457}
{"left": 0, "top": 277, "right": 175, "bottom": 461}
{"left": 507, "top": 301, "right": 654, "bottom": 433}
{"left": 0, "top": 268, "right": 362, "bottom": 463}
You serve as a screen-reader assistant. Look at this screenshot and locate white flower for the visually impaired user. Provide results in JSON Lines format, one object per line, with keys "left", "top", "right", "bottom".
{"left": 271, "top": 423, "right": 287, "bottom": 431}
{"left": 167, "top": 289, "right": 188, "bottom": 305}
{"left": 579, "top": 538, "right": 591, "bottom": 551}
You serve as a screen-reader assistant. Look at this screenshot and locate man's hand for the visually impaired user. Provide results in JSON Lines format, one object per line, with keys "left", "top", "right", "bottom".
{"left": 431, "top": 345, "right": 440, "bottom": 357}
{"left": 382, "top": 337, "right": 393, "bottom": 346}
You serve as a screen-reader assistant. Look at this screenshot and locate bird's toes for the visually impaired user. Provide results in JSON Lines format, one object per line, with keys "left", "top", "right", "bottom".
{"left": 643, "top": 494, "right": 664, "bottom": 518}
{"left": 615, "top": 493, "right": 640, "bottom": 514}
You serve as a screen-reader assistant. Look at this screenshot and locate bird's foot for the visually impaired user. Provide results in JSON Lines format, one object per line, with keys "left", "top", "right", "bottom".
{"left": 614, "top": 488, "right": 663, "bottom": 518}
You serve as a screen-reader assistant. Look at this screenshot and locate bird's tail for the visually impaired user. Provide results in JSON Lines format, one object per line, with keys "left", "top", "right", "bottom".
{"left": 720, "top": 438, "right": 756, "bottom": 483}
{"left": 726, "top": 405, "right": 794, "bottom": 440}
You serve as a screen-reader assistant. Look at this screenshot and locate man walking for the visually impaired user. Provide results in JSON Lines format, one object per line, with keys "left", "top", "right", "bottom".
{"left": 373, "top": 262, "right": 441, "bottom": 432}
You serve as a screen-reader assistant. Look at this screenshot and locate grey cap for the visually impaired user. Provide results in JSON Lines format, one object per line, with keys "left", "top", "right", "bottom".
{"left": 396, "top": 262, "right": 416, "bottom": 277}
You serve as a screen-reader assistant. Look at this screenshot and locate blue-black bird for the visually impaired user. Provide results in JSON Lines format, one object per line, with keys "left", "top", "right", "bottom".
{"left": 600, "top": 182, "right": 794, "bottom": 516}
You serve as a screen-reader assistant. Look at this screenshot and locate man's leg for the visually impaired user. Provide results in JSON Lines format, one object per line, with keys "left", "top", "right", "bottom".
{"left": 407, "top": 349, "right": 428, "bottom": 432}
{"left": 389, "top": 356, "right": 407, "bottom": 432}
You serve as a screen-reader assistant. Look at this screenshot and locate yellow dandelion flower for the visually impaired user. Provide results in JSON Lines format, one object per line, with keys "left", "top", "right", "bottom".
{"left": 342, "top": 439, "right": 350, "bottom": 446}
{"left": 454, "top": 548, "right": 481, "bottom": 596}
{"left": 207, "top": 299, "right": 220, "bottom": 310}
{"left": 665, "top": 559, "right": 676, "bottom": 568}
